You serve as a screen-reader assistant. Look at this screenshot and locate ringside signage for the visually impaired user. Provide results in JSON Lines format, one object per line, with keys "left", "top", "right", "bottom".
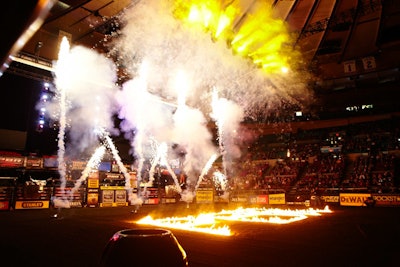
{"left": 340, "top": 193, "right": 371, "bottom": 206}
{"left": 268, "top": 193, "right": 286, "bottom": 205}
{"left": 15, "top": 200, "right": 50, "bottom": 209}
{"left": 372, "top": 194, "right": 400, "bottom": 206}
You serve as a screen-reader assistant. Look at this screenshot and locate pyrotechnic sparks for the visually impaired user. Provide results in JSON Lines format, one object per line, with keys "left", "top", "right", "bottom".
{"left": 136, "top": 206, "right": 332, "bottom": 236}
{"left": 54, "top": 36, "right": 70, "bottom": 196}
{"left": 212, "top": 170, "right": 227, "bottom": 191}
{"left": 196, "top": 153, "right": 219, "bottom": 191}
{"left": 53, "top": 145, "right": 106, "bottom": 208}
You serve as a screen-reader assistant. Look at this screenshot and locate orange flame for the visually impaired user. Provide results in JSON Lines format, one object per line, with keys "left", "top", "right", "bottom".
{"left": 136, "top": 206, "right": 332, "bottom": 236}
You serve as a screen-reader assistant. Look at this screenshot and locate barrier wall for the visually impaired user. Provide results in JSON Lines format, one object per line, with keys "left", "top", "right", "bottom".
{"left": 100, "top": 186, "right": 128, "bottom": 207}
{"left": 0, "top": 177, "right": 17, "bottom": 210}
{"left": 2, "top": 184, "right": 400, "bottom": 210}
{"left": 0, "top": 186, "right": 11, "bottom": 210}
{"left": 14, "top": 184, "right": 51, "bottom": 210}
{"left": 53, "top": 187, "right": 84, "bottom": 208}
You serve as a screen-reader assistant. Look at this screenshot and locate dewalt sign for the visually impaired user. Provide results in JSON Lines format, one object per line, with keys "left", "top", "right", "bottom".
{"left": 340, "top": 193, "right": 370, "bottom": 206}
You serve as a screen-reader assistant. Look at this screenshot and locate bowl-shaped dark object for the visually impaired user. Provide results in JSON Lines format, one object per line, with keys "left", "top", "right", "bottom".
{"left": 100, "top": 228, "right": 188, "bottom": 267}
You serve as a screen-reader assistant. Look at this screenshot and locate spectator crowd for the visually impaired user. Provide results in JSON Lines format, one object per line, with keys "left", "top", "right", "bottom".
{"left": 227, "top": 116, "right": 400, "bottom": 195}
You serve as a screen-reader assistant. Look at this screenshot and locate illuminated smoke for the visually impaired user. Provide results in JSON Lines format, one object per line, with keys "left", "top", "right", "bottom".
{"left": 47, "top": 0, "right": 314, "bottom": 207}
{"left": 49, "top": 40, "right": 119, "bottom": 158}
{"left": 211, "top": 88, "right": 244, "bottom": 175}
{"left": 50, "top": 37, "right": 121, "bottom": 206}
{"left": 113, "top": 0, "right": 312, "bottom": 121}
{"left": 112, "top": 0, "right": 312, "bottom": 190}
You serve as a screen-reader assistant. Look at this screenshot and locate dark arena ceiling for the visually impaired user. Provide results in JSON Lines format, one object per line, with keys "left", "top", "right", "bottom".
{"left": 2, "top": 0, "right": 400, "bottom": 118}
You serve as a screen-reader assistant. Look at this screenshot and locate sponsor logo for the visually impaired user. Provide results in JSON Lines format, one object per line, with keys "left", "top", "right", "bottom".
{"left": 196, "top": 191, "right": 213, "bottom": 203}
{"left": 320, "top": 195, "right": 339, "bottom": 203}
{"left": 231, "top": 197, "right": 247, "bottom": 202}
{"left": 0, "top": 156, "right": 24, "bottom": 167}
{"left": 341, "top": 196, "right": 367, "bottom": 203}
{"left": 69, "top": 201, "right": 82, "bottom": 207}
{"left": 256, "top": 195, "right": 268, "bottom": 203}
{"left": 22, "top": 202, "right": 43, "bottom": 208}
{"left": 269, "top": 193, "right": 286, "bottom": 204}
{"left": 15, "top": 201, "right": 49, "bottom": 209}
{"left": 269, "top": 196, "right": 284, "bottom": 201}
{"left": 373, "top": 195, "right": 398, "bottom": 202}
{"left": 372, "top": 195, "right": 400, "bottom": 206}
{"left": 145, "top": 198, "right": 159, "bottom": 204}
{"left": 0, "top": 201, "right": 9, "bottom": 210}
{"left": 340, "top": 193, "right": 370, "bottom": 206}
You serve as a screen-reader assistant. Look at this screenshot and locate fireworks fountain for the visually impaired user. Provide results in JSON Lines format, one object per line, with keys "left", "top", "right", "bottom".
{"left": 53, "top": 37, "right": 69, "bottom": 199}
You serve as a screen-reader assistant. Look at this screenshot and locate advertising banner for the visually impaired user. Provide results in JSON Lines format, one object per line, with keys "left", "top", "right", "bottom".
{"left": 144, "top": 198, "right": 159, "bottom": 204}
{"left": 98, "top": 186, "right": 128, "bottom": 207}
{"left": 53, "top": 200, "right": 82, "bottom": 208}
{"left": 143, "top": 187, "right": 159, "bottom": 205}
{"left": 87, "top": 178, "right": 99, "bottom": 189}
{"left": 214, "top": 194, "right": 229, "bottom": 203}
{"left": 249, "top": 194, "right": 268, "bottom": 204}
{"left": 100, "top": 190, "right": 114, "bottom": 207}
{"left": 320, "top": 195, "right": 340, "bottom": 204}
{"left": 43, "top": 156, "right": 58, "bottom": 168}
{"left": 340, "top": 193, "right": 371, "bottom": 206}
{"left": 269, "top": 193, "right": 286, "bottom": 205}
{"left": 129, "top": 171, "right": 137, "bottom": 189}
{"left": 53, "top": 187, "right": 83, "bottom": 208}
{"left": 230, "top": 194, "right": 248, "bottom": 203}
{"left": 115, "top": 190, "right": 128, "bottom": 206}
{"left": 372, "top": 195, "right": 400, "bottom": 206}
{"left": 162, "top": 197, "right": 177, "bottom": 204}
{"left": 25, "top": 158, "right": 42, "bottom": 169}
{"left": 86, "top": 188, "right": 99, "bottom": 207}
{"left": 0, "top": 185, "right": 12, "bottom": 210}
{"left": 71, "top": 160, "right": 86, "bottom": 170}
{"left": 0, "top": 156, "right": 25, "bottom": 168}
{"left": 0, "top": 200, "right": 9, "bottom": 210}
{"left": 15, "top": 200, "right": 50, "bottom": 209}
{"left": 196, "top": 190, "right": 213, "bottom": 204}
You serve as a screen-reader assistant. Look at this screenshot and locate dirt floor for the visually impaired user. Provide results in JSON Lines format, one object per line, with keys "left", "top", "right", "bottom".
{"left": 0, "top": 204, "right": 399, "bottom": 267}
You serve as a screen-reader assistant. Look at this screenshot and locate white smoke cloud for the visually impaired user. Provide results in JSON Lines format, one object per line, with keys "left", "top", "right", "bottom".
{"left": 212, "top": 97, "right": 244, "bottom": 160}
{"left": 52, "top": 45, "right": 119, "bottom": 154}
{"left": 173, "top": 105, "right": 218, "bottom": 182}
{"left": 46, "top": 0, "right": 314, "bottom": 200}
{"left": 113, "top": 1, "right": 311, "bottom": 119}
{"left": 109, "top": 0, "right": 313, "bottom": 188}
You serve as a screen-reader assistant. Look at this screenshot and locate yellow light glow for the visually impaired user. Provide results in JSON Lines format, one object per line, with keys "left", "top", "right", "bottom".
{"left": 173, "top": 0, "right": 299, "bottom": 74}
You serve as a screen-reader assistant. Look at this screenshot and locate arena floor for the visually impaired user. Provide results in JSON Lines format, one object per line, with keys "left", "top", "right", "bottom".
{"left": 0, "top": 204, "right": 399, "bottom": 267}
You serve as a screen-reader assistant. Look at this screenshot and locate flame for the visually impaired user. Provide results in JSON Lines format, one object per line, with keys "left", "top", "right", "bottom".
{"left": 136, "top": 206, "right": 332, "bottom": 236}
{"left": 137, "top": 213, "right": 232, "bottom": 236}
